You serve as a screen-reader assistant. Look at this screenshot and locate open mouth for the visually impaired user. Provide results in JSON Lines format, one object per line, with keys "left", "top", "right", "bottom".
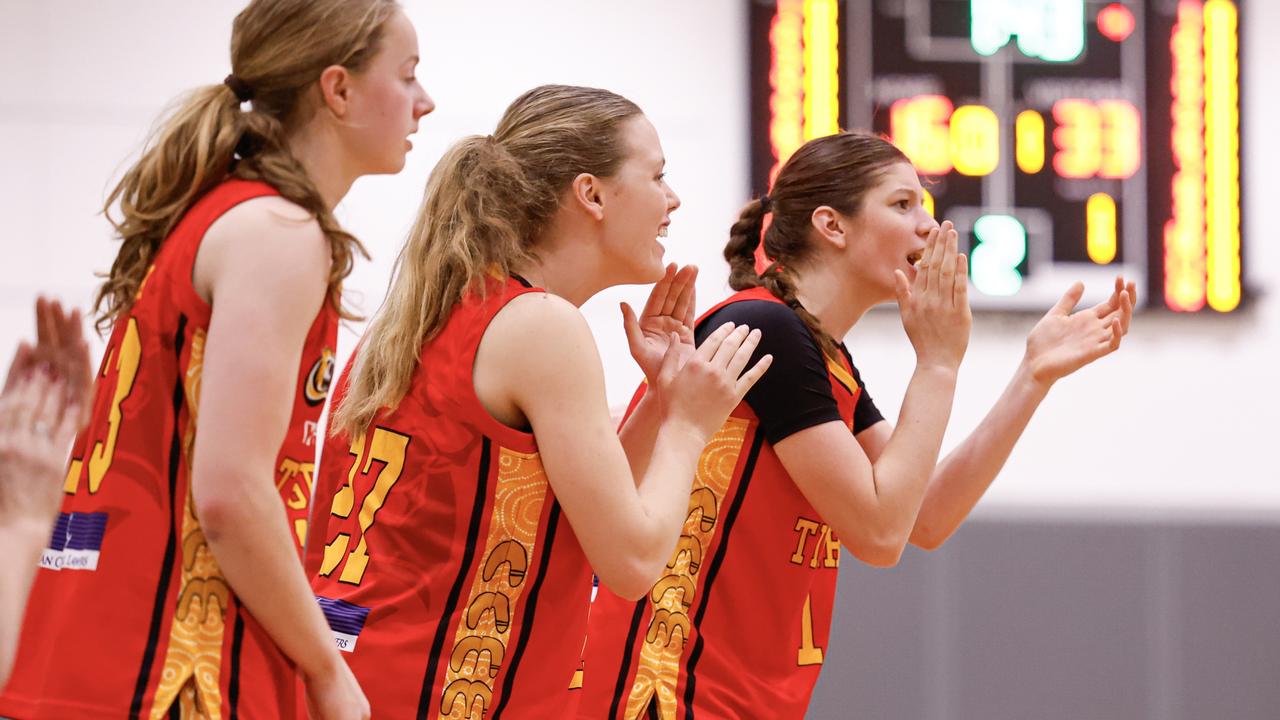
{"left": 658, "top": 225, "right": 669, "bottom": 238}
{"left": 906, "top": 250, "right": 924, "bottom": 267}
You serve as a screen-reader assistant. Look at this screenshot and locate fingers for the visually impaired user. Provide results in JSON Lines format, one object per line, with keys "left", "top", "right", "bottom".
{"left": 915, "top": 226, "right": 939, "bottom": 292}
{"left": 893, "top": 269, "right": 911, "bottom": 309}
{"left": 662, "top": 265, "right": 695, "bottom": 318}
{"left": 925, "top": 222, "right": 947, "bottom": 292}
{"left": 1052, "top": 282, "right": 1085, "bottom": 316}
{"left": 734, "top": 353, "right": 774, "bottom": 396}
{"left": 671, "top": 265, "right": 698, "bottom": 329}
{"left": 724, "top": 328, "right": 763, "bottom": 379}
{"left": 937, "top": 222, "right": 958, "bottom": 299}
{"left": 620, "top": 302, "right": 645, "bottom": 355}
{"left": 1117, "top": 288, "right": 1134, "bottom": 335}
{"left": 1108, "top": 317, "right": 1122, "bottom": 351}
{"left": 3, "top": 342, "right": 36, "bottom": 395}
{"left": 641, "top": 263, "right": 678, "bottom": 318}
{"left": 953, "top": 253, "right": 969, "bottom": 308}
{"left": 694, "top": 321, "right": 736, "bottom": 362}
{"left": 709, "top": 325, "right": 752, "bottom": 369}
{"left": 657, "top": 331, "right": 685, "bottom": 386}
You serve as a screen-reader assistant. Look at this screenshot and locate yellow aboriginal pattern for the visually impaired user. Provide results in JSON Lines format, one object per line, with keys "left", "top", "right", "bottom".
{"left": 625, "top": 417, "right": 750, "bottom": 720}
{"left": 439, "top": 447, "right": 549, "bottom": 720}
{"left": 152, "top": 328, "right": 230, "bottom": 719}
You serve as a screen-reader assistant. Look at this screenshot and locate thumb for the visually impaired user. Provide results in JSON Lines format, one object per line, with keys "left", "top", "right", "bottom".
{"left": 1052, "top": 281, "right": 1085, "bottom": 316}
{"left": 620, "top": 302, "right": 644, "bottom": 352}
{"left": 893, "top": 269, "right": 911, "bottom": 308}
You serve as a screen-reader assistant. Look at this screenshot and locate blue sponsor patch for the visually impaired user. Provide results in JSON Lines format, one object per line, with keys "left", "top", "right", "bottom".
{"left": 42, "top": 512, "right": 107, "bottom": 571}
{"left": 317, "top": 596, "right": 371, "bottom": 653}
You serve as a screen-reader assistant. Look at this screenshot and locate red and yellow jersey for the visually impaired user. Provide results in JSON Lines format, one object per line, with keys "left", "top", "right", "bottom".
{"left": 305, "top": 275, "right": 592, "bottom": 719}
{"left": 0, "top": 179, "right": 337, "bottom": 720}
{"left": 582, "top": 287, "right": 881, "bottom": 720}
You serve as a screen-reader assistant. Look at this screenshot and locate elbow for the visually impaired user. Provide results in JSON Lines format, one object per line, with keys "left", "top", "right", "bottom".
{"left": 854, "top": 543, "right": 905, "bottom": 569}
{"left": 192, "top": 491, "right": 240, "bottom": 544}
{"left": 595, "top": 561, "right": 659, "bottom": 602}
{"left": 845, "top": 527, "right": 910, "bottom": 568}
{"left": 594, "top": 543, "right": 670, "bottom": 602}
{"left": 908, "top": 515, "right": 954, "bottom": 552}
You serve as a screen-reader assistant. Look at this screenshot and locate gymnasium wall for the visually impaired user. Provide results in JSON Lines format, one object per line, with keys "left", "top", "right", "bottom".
{"left": 2, "top": 2, "right": 1275, "bottom": 715}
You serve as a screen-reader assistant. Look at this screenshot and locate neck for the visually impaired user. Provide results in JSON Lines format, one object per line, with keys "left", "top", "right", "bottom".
{"left": 287, "top": 122, "right": 357, "bottom": 211}
{"left": 512, "top": 213, "right": 618, "bottom": 307}
{"left": 790, "top": 261, "right": 881, "bottom": 342}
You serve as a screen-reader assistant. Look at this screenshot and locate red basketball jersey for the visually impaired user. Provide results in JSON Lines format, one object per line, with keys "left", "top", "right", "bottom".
{"left": 581, "top": 288, "right": 862, "bottom": 720}
{"left": 0, "top": 179, "right": 337, "bottom": 719}
{"left": 305, "top": 276, "right": 592, "bottom": 719}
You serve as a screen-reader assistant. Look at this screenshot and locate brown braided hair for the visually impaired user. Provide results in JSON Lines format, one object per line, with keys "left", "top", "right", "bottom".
{"left": 724, "top": 131, "right": 908, "bottom": 358}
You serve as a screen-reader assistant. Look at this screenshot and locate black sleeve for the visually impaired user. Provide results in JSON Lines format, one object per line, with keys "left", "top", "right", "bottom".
{"left": 695, "top": 300, "right": 841, "bottom": 445}
{"left": 848, "top": 361, "right": 885, "bottom": 434}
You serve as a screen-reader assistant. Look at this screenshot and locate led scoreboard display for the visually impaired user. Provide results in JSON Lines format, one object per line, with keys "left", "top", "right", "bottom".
{"left": 748, "top": 0, "right": 1245, "bottom": 312}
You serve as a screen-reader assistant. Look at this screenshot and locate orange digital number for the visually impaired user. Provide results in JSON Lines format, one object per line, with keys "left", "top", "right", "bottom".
{"left": 319, "top": 428, "right": 410, "bottom": 585}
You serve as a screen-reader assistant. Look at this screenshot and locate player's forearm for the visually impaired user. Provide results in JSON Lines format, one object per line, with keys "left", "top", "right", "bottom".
{"left": 909, "top": 361, "right": 1051, "bottom": 549}
{"left": 0, "top": 519, "right": 56, "bottom": 686}
{"left": 604, "top": 421, "right": 706, "bottom": 597}
{"left": 194, "top": 470, "right": 341, "bottom": 679}
{"left": 867, "top": 364, "right": 959, "bottom": 540}
{"left": 617, "top": 389, "right": 661, "bottom": 485}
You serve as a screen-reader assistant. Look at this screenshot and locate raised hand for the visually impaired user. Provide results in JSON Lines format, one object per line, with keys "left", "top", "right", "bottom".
{"left": 622, "top": 263, "right": 698, "bottom": 383}
{"left": 656, "top": 321, "right": 772, "bottom": 443}
{"left": 893, "top": 220, "right": 972, "bottom": 371}
{"left": 4, "top": 298, "right": 93, "bottom": 428}
{"left": 0, "top": 372, "right": 81, "bottom": 523}
{"left": 1024, "top": 276, "right": 1134, "bottom": 386}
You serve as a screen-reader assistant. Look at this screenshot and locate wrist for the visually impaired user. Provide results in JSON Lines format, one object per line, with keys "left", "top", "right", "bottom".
{"left": 299, "top": 645, "right": 344, "bottom": 683}
{"left": 912, "top": 361, "right": 961, "bottom": 382}
{"left": 1014, "top": 357, "right": 1055, "bottom": 395}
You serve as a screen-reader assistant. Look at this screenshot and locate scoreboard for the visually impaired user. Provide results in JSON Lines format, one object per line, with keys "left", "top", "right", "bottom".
{"left": 748, "top": 0, "right": 1245, "bottom": 312}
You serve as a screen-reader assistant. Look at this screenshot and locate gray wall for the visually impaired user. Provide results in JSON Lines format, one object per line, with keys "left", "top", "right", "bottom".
{"left": 808, "top": 516, "right": 1280, "bottom": 719}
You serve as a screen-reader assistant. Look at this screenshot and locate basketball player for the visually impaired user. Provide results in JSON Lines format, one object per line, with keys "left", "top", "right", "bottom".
{"left": 0, "top": 2, "right": 433, "bottom": 717}
{"left": 304, "top": 85, "right": 772, "bottom": 719}
{"left": 583, "top": 131, "right": 1135, "bottom": 719}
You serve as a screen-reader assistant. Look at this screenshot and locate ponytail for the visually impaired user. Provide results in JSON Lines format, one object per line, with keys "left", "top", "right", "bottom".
{"left": 332, "top": 136, "right": 540, "bottom": 437}
{"left": 92, "top": 0, "right": 399, "bottom": 335}
{"left": 723, "top": 196, "right": 841, "bottom": 359}
{"left": 334, "top": 84, "right": 643, "bottom": 437}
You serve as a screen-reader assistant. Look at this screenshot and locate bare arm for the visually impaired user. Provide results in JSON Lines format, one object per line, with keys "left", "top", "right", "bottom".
{"left": 190, "top": 198, "right": 366, "bottom": 719}
{"left": 0, "top": 299, "right": 91, "bottom": 686}
{"left": 774, "top": 222, "right": 971, "bottom": 568}
{"left": 855, "top": 277, "right": 1135, "bottom": 549}
{"left": 474, "top": 293, "right": 768, "bottom": 600}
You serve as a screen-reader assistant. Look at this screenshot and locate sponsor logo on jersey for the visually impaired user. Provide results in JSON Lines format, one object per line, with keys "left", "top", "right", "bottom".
{"left": 304, "top": 348, "right": 336, "bottom": 406}
{"left": 318, "top": 596, "right": 371, "bottom": 653}
{"left": 41, "top": 512, "right": 107, "bottom": 571}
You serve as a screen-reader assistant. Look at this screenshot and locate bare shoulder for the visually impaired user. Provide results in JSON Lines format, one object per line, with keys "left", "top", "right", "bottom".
{"left": 205, "top": 195, "right": 325, "bottom": 258}
{"left": 480, "top": 291, "right": 602, "bottom": 381}
{"left": 195, "top": 196, "right": 328, "bottom": 301}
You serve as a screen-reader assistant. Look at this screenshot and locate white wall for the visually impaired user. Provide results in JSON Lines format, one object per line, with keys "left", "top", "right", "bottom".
{"left": 3, "top": 1, "right": 1274, "bottom": 513}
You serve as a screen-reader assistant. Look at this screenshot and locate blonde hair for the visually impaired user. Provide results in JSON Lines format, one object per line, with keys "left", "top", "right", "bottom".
{"left": 94, "top": 0, "right": 402, "bottom": 334}
{"left": 332, "top": 84, "right": 642, "bottom": 436}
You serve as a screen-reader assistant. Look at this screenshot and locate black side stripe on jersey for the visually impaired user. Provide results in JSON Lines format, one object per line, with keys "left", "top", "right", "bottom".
{"left": 416, "top": 437, "right": 492, "bottom": 720}
{"left": 608, "top": 601, "right": 648, "bottom": 719}
{"left": 681, "top": 426, "right": 766, "bottom": 720}
{"left": 130, "top": 314, "right": 186, "bottom": 720}
{"left": 490, "top": 500, "right": 562, "bottom": 718}
{"left": 228, "top": 604, "right": 246, "bottom": 718}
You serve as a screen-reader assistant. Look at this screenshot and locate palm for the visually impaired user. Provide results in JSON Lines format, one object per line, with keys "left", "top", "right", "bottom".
{"left": 1025, "top": 277, "right": 1135, "bottom": 384}
{"left": 623, "top": 264, "right": 698, "bottom": 383}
